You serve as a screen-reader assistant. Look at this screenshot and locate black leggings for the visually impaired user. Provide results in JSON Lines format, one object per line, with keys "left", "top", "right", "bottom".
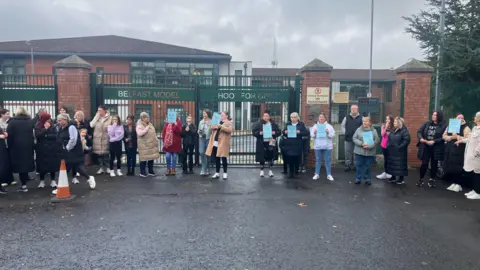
{"left": 382, "top": 147, "right": 389, "bottom": 172}
{"left": 182, "top": 145, "right": 194, "bottom": 171}
{"left": 211, "top": 147, "right": 227, "bottom": 173}
{"left": 260, "top": 142, "right": 274, "bottom": 169}
{"left": 109, "top": 141, "right": 122, "bottom": 170}
{"left": 420, "top": 146, "right": 438, "bottom": 180}
{"left": 285, "top": 155, "right": 299, "bottom": 177}
{"left": 67, "top": 163, "right": 90, "bottom": 180}
{"left": 18, "top": 173, "right": 29, "bottom": 186}
{"left": 40, "top": 172, "right": 56, "bottom": 181}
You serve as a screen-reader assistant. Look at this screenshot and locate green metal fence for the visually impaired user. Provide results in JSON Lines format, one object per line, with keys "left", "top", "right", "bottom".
{"left": 0, "top": 74, "right": 57, "bottom": 116}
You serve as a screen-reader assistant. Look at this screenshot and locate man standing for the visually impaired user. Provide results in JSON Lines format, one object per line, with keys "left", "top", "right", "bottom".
{"left": 341, "top": 104, "right": 362, "bottom": 172}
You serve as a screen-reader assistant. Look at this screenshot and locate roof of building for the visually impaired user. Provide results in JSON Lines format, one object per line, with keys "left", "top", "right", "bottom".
{"left": 252, "top": 67, "right": 397, "bottom": 82}
{"left": 0, "top": 35, "right": 231, "bottom": 60}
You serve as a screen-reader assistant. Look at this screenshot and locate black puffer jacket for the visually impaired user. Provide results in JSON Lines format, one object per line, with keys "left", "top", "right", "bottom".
{"left": 35, "top": 126, "right": 60, "bottom": 173}
{"left": 181, "top": 123, "right": 198, "bottom": 147}
{"left": 387, "top": 126, "right": 411, "bottom": 176}
{"left": 7, "top": 115, "right": 35, "bottom": 173}
{"left": 252, "top": 120, "right": 281, "bottom": 163}
{"left": 443, "top": 123, "right": 469, "bottom": 175}
{"left": 281, "top": 121, "right": 309, "bottom": 157}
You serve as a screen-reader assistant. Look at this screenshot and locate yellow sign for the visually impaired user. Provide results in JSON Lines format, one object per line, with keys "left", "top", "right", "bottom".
{"left": 333, "top": 92, "right": 349, "bottom": 103}
{"left": 306, "top": 87, "right": 330, "bottom": 105}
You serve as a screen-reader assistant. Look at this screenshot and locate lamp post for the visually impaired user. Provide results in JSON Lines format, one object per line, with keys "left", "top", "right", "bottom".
{"left": 368, "top": 0, "right": 374, "bottom": 98}
{"left": 434, "top": 0, "right": 446, "bottom": 110}
{"left": 25, "top": 40, "right": 34, "bottom": 74}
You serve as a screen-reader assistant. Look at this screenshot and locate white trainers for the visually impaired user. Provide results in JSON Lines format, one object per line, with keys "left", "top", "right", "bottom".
{"left": 96, "top": 168, "right": 104, "bottom": 175}
{"left": 52, "top": 189, "right": 57, "bottom": 195}
{"left": 72, "top": 178, "right": 80, "bottom": 184}
{"left": 327, "top": 175, "right": 334, "bottom": 181}
{"left": 312, "top": 174, "right": 319, "bottom": 180}
{"left": 447, "top": 183, "right": 456, "bottom": 191}
{"left": 200, "top": 171, "right": 205, "bottom": 176}
{"left": 38, "top": 181, "right": 45, "bottom": 188}
{"left": 1, "top": 183, "right": 7, "bottom": 187}
{"left": 87, "top": 176, "right": 96, "bottom": 189}
{"left": 212, "top": 173, "right": 219, "bottom": 179}
{"left": 223, "top": 173, "right": 228, "bottom": 180}
{"left": 50, "top": 180, "right": 57, "bottom": 188}
{"left": 109, "top": 170, "right": 115, "bottom": 177}
{"left": 376, "top": 172, "right": 386, "bottom": 179}
{"left": 116, "top": 169, "right": 123, "bottom": 176}
{"left": 385, "top": 174, "right": 392, "bottom": 179}
{"left": 467, "top": 191, "right": 480, "bottom": 200}
{"left": 106, "top": 168, "right": 111, "bottom": 174}
{"left": 260, "top": 170, "right": 265, "bottom": 177}
{"left": 451, "top": 184, "right": 462, "bottom": 192}
{"left": 76, "top": 172, "right": 80, "bottom": 177}
{"left": 268, "top": 170, "right": 274, "bottom": 177}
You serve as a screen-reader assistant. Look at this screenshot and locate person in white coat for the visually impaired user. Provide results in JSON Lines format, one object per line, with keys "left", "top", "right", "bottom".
{"left": 463, "top": 111, "right": 480, "bottom": 200}
{"left": 311, "top": 113, "right": 335, "bottom": 181}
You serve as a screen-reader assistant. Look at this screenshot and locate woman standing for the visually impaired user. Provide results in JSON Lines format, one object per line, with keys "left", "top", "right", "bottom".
{"left": 90, "top": 105, "right": 112, "bottom": 175}
{"left": 35, "top": 113, "right": 60, "bottom": 188}
{"left": 252, "top": 111, "right": 281, "bottom": 178}
{"left": 136, "top": 112, "right": 160, "bottom": 177}
{"left": 444, "top": 114, "right": 470, "bottom": 192}
{"left": 181, "top": 115, "right": 197, "bottom": 174}
{"left": 55, "top": 113, "right": 96, "bottom": 193}
{"left": 107, "top": 115, "right": 125, "bottom": 177}
{"left": 7, "top": 107, "right": 35, "bottom": 192}
{"left": 377, "top": 115, "right": 394, "bottom": 180}
{"left": 206, "top": 111, "right": 233, "bottom": 180}
{"left": 0, "top": 126, "right": 11, "bottom": 194}
{"left": 463, "top": 112, "right": 480, "bottom": 200}
{"left": 0, "top": 108, "right": 10, "bottom": 130}
{"left": 162, "top": 116, "right": 182, "bottom": 176}
{"left": 281, "top": 112, "right": 309, "bottom": 179}
{"left": 386, "top": 117, "right": 411, "bottom": 185}
{"left": 352, "top": 116, "right": 380, "bottom": 185}
{"left": 311, "top": 113, "right": 335, "bottom": 181}
{"left": 124, "top": 115, "right": 137, "bottom": 176}
{"left": 198, "top": 110, "right": 212, "bottom": 176}
{"left": 416, "top": 110, "right": 447, "bottom": 187}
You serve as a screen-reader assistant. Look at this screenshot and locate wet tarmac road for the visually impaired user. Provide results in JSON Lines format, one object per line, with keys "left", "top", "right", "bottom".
{"left": 1, "top": 168, "right": 480, "bottom": 270}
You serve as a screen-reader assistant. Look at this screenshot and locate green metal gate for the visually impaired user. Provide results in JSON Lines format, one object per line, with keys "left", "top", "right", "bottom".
{"left": 93, "top": 73, "right": 301, "bottom": 166}
{"left": 0, "top": 74, "right": 57, "bottom": 116}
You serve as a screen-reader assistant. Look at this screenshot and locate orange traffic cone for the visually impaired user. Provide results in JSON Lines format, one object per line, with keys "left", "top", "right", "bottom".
{"left": 51, "top": 160, "right": 76, "bottom": 202}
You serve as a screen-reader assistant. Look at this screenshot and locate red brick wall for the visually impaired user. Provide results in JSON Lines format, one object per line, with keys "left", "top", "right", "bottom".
{"left": 301, "top": 71, "right": 332, "bottom": 169}
{"left": 27, "top": 56, "right": 130, "bottom": 74}
{"left": 56, "top": 67, "right": 92, "bottom": 118}
{"left": 397, "top": 72, "right": 432, "bottom": 167}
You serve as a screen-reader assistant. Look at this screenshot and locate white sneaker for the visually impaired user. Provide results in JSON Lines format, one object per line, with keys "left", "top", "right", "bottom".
{"left": 451, "top": 184, "right": 462, "bottom": 192}
{"left": 96, "top": 168, "right": 104, "bottom": 175}
{"left": 116, "top": 169, "right": 123, "bottom": 176}
{"left": 376, "top": 172, "right": 386, "bottom": 179}
{"left": 106, "top": 168, "right": 111, "bottom": 174}
{"left": 223, "top": 173, "right": 228, "bottom": 179}
{"left": 38, "top": 181, "right": 45, "bottom": 188}
{"left": 200, "top": 171, "right": 205, "bottom": 176}
{"left": 87, "top": 176, "right": 96, "bottom": 189}
{"left": 260, "top": 170, "right": 265, "bottom": 177}
{"left": 109, "top": 170, "right": 115, "bottom": 177}
{"left": 327, "top": 175, "right": 334, "bottom": 181}
{"left": 465, "top": 190, "right": 475, "bottom": 196}
{"left": 52, "top": 189, "right": 57, "bottom": 195}
{"left": 385, "top": 174, "right": 392, "bottom": 179}
{"left": 76, "top": 172, "right": 80, "bottom": 177}
{"left": 447, "top": 183, "right": 456, "bottom": 191}
{"left": 1, "top": 183, "right": 7, "bottom": 187}
{"left": 312, "top": 174, "right": 319, "bottom": 180}
{"left": 50, "top": 180, "right": 57, "bottom": 188}
{"left": 72, "top": 178, "right": 80, "bottom": 184}
{"left": 268, "top": 170, "right": 274, "bottom": 177}
{"left": 467, "top": 192, "right": 480, "bottom": 200}
{"left": 212, "top": 173, "right": 219, "bottom": 179}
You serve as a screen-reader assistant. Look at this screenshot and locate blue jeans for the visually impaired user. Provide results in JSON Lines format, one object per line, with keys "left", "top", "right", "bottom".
{"left": 166, "top": 152, "right": 178, "bottom": 169}
{"left": 199, "top": 138, "right": 210, "bottom": 173}
{"left": 355, "top": 154, "right": 375, "bottom": 182}
{"left": 315, "top": 149, "right": 332, "bottom": 176}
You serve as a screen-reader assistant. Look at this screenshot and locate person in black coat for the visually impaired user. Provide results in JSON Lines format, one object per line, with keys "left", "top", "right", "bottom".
{"left": 123, "top": 115, "right": 138, "bottom": 176}
{"left": 7, "top": 107, "right": 35, "bottom": 192}
{"left": 416, "top": 110, "right": 447, "bottom": 188}
{"left": 0, "top": 127, "right": 13, "bottom": 194}
{"left": 181, "top": 115, "right": 197, "bottom": 174}
{"left": 281, "top": 112, "right": 309, "bottom": 178}
{"left": 252, "top": 112, "right": 281, "bottom": 177}
{"left": 35, "top": 113, "right": 60, "bottom": 189}
{"left": 386, "top": 117, "right": 411, "bottom": 185}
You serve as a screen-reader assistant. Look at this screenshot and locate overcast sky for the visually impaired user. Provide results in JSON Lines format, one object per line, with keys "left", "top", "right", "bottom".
{"left": 0, "top": 0, "right": 429, "bottom": 69}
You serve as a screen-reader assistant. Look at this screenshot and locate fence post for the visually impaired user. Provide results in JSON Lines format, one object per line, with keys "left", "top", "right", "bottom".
{"left": 54, "top": 74, "right": 59, "bottom": 116}
{"left": 90, "top": 73, "right": 97, "bottom": 118}
{"left": 291, "top": 73, "right": 302, "bottom": 115}
{"left": 400, "top": 79, "right": 405, "bottom": 118}
{"left": 194, "top": 75, "right": 200, "bottom": 166}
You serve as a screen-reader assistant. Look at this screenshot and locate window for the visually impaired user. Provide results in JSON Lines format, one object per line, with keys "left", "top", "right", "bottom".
{"left": 235, "top": 70, "right": 242, "bottom": 86}
{"left": 130, "top": 61, "right": 155, "bottom": 84}
{"left": 2, "top": 59, "right": 26, "bottom": 82}
{"left": 130, "top": 61, "right": 217, "bottom": 85}
{"left": 96, "top": 67, "right": 104, "bottom": 75}
{"left": 135, "top": 104, "right": 152, "bottom": 122}
{"left": 105, "top": 104, "right": 119, "bottom": 117}
{"left": 383, "top": 83, "right": 393, "bottom": 102}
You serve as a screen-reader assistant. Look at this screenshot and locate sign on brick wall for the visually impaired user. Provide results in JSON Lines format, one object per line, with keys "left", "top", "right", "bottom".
{"left": 306, "top": 87, "right": 330, "bottom": 105}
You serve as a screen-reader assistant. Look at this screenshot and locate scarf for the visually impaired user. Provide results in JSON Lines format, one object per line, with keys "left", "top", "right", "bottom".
{"left": 164, "top": 123, "right": 174, "bottom": 148}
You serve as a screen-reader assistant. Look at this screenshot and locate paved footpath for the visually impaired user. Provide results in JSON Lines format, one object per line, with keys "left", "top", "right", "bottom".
{"left": 1, "top": 168, "right": 480, "bottom": 270}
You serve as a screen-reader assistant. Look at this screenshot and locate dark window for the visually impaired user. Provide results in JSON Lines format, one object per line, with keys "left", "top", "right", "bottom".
{"left": 96, "top": 67, "right": 104, "bottom": 75}
{"left": 235, "top": 101, "right": 242, "bottom": 130}
{"left": 235, "top": 70, "right": 242, "bottom": 86}
{"left": 135, "top": 104, "right": 152, "bottom": 122}
{"left": 383, "top": 83, "right": 393, "bottom": 102}
{"left": 2, "top": 59, "right": 26, "bottom": 82}
{"left": 106, "top": 104, "right": 119, "bottom": 117}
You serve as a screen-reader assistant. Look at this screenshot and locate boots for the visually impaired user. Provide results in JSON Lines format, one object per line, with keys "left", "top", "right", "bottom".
{"left": 171, "top": 168, "right": 176, "bottom": 176}
{"left": 428, "top": 178, "right": 436, "bottom": 188}
{"left": 165, "top": 169, "right": 171, "bottom": 176}
{"left": 416, "top": 179, "right": 424, "bottom": 187}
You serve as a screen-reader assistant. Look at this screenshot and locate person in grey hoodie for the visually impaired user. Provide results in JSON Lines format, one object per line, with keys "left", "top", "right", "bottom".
{"left": 352, "top": 116, "right": 380, "bottom": 185}
{"left": 341, "top": 105, "right": 362, "bottom": 172}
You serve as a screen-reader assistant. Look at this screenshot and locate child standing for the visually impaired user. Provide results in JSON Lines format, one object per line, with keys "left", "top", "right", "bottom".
{"left": 181, "top": 115, "right": 197, "bottom": 174}
{"left": 162, "top": 116, "right": 182, "bottom": 176}
{"left": 124, "top": 115, "right": 137, "bottom": 176}
{"left": 107, "top": 116, "right": 125, "bottom": 177}
{"left": 71, "top": 128, "right": 92, "bottom": 184}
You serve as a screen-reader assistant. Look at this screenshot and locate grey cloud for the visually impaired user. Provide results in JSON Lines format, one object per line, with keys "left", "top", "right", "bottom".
{"left": 0, "top": 0, "right": 427, "bottom": 69}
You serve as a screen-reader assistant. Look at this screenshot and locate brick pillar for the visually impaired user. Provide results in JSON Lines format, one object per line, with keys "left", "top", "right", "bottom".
{"left": 395, "top": 59, "right": 433, "bottom": 168}
{"left": 300, "top": 58, "right": 333, "bottom": 169}
{"left": 53, "top": 55, "right": 93, "bottom": 118}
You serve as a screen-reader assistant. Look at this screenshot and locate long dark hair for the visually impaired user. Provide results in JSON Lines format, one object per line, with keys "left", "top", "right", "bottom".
{"left": 203, "top": 109, "right": 212, "bottom": 119}
{"left": 222, "top": 111, "right": 232, "bottom": 121}
{"left": 433, "top": 110, "right": 444, "bottom": 124}
{"left": 385, "top": 115, "right": 394, "bottom": 131}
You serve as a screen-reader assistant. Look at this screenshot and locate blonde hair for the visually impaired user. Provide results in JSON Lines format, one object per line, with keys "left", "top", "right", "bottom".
{"left": 15, "top": 107, "right": 29, "bottom": 116}
{"left": 56, "top": 113, "right": 70, "bottom": 121}
{"left": 74, "top": 111, "right": 85, "bottom": 121}
{"left": 394, "top": 117, "right": 404, "bottom": 129}
{"left": 290, "top": 112, "right": 299, "bottom": 119}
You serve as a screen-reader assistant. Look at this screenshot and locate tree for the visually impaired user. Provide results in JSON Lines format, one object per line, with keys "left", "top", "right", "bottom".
{"left": 404, "top": 0, "right": 480, "bottom": 120}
